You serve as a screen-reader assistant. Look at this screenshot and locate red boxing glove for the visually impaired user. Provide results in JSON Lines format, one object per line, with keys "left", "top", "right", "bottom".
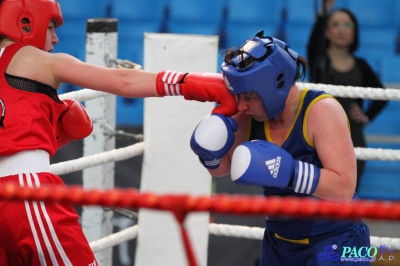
{"left": 156, "top": 70, "right": 238, "bottom": 116}
{"left": 56, "top": 99, "right": 93, "bottom": 149}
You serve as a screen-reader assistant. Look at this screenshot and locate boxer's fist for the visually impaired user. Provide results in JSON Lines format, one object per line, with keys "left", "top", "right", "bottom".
{"left": 156, "top": 70, "right": 238, "bottom": 116}
{"left": 190, "top": 114, "right": 237, "bottom": 169}
{"left": 231, "top": 140, "right": 321, "bottom": 194}
{"left": 231, "top": 140, "right": 294, "bottom": 188}
{"left": 56, "top": 99, "right": 93, "bottom": 149}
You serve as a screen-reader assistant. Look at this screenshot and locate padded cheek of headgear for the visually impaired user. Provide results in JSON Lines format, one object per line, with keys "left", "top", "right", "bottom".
{"left": 254, "top": 53, "right": 292, "bottom": 119}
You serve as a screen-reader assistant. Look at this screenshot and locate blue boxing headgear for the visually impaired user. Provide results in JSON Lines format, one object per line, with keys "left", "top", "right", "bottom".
{"left": 221, "top": 30, "right": 298, "bottom": 119}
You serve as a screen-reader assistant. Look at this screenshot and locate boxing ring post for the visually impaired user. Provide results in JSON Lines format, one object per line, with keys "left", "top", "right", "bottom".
{"left": 135, "top": 33, "right": 219, "bottom": 266}
{"left": 82, "top": 18, "right": 118, "bottom": 266}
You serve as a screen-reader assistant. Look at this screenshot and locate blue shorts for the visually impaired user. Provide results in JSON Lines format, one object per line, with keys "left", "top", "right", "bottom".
{"left": 259, "top": 221, "right": 371, "bottom": 266}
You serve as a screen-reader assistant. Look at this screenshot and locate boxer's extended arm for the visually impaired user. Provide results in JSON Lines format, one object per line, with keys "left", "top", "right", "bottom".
{"left": 47, "top": 54, "right": 237, "bottom": 116}
{"left": 47, "top": 54, "right": 236, "bottom": 117}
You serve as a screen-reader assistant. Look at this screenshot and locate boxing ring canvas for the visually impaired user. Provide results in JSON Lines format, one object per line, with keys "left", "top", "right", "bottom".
{"left": 136, "top": 33, "right": 219, "bottom": 266}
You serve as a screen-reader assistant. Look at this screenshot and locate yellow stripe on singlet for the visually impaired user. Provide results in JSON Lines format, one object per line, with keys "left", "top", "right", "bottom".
{"left": 274, "top": 233, "right": 310, "bottom": 244}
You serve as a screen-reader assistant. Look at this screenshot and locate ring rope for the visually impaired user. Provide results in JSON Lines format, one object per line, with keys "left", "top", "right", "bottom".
{"left": 60, "top": 82, "right": 400, "bottom": 103}
{"left": 1, "top": 185, "right": 400, "bottom": 221}
{"left": 354, "top": 147, "right": 400, "bottom": 161}
{"left": 298, "top": 82, "right": 400, "bottom": 101}
{"left": 88, "top": 223, "right": 400, "bottom": 253}
{"left": 208, "top": 224, "right": 400, "bottom": 250}
{"left": 50, "top": 142, "right": 144, "bottom": 175}
{"left": 90, "top": 225, "right": 139, "bottom": 253}
{"left": 50, "top": 144, "right": 399, "bottom": 177}
{"left": 2, "top": 183, "right": 400, "bottom": 265}
{"left": 59, "top": 88, "right": 110, "bottom": 102}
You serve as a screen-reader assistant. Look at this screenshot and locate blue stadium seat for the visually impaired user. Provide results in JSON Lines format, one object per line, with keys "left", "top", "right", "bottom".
{"left": 118, "top": 40, "right": 144, "bottom": 66}
{"left": 224, "top": 0, "right": 284, "bottom": 48}
{"left": 167, "top": 24, "right": 220, "bottom": 36}
{"left": 359, "top": 161, "right": 400, "bottom": 200}
{"left": 365, "top": 101, "right": 400, "bottom": 136}
{"left": 285, "top": 0, "right": 315, "bottom": 27}
{"left": 227, "top": 0, "right": 281, "bottom": 26}
{"left": 57, "top": 0, "right": 109, "bottom": 47}
{"left": 168, "top": 0, "right": 226, "bottom": 36}
{"left": 54, "top": 18, "right": 87, "bottom": 67}
{"left": 56, "top": 18, "right": 87, "bottom": 38}
{"left": 111, "top": 0, "right": 166, "bottom": 21}
{"left": 285, "top": 24, "right": 312, "bottom": 58}
{"left": 116, "top": 97, "right": 144, "bottom": 126}
{"left": 225, "top": 24, "right": 275, "bottom": 49}
{"left": 53, "top": 36, "right": 85, "bottom": 57}
{"left": 360, "top": 138, "right": 400, "bottom": 200}
{"left": 169, "top": 0, "right": 226, "bottom": 24}
{"left": 117, "top": 21, "right": 160, "bottom": 66}
{"left": 324, "top": 0, "right": 350, "bottom": 10}
{"left": 359, "top": 27, "right": 396, "bottom": 52}
{"left": 58, "top": 0, "right": 108, "bottom": 19}
{"left": 346, "top": 0, "right": 397, "bottom": 27}
{"left": 379, "top": 57, "right": 400, "bottom": 84}
{"left": 356, "top": 26, "right": 395, "bottom": 74}
{"left": 117, "top": 20, "right": 160, "bottom": 41}
{"left": 360, "top": 100, "right": 400, "bottom": 200}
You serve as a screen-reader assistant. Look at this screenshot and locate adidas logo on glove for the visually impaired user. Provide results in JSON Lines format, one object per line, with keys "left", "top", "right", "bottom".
{"left": 265, "top": 156, "right": 281, "bottom": 178}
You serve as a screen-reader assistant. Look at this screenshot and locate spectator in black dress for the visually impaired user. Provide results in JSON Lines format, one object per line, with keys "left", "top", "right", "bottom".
{"left": 307, "top": 0, "right": 387, "bottom": 193}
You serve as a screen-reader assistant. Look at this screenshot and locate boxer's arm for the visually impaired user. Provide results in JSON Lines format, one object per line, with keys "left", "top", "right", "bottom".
{"left": 48, "top": 54, "right": 237, "bottom": 116}
{"left": 307, "top": 97, "right": 357, "bottom": 201}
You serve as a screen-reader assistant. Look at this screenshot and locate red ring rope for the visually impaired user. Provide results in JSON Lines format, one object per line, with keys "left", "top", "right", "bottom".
{"left": 2, "top": 183, "right": 400, "bottom": 266}
{"left": 1, "top": 183, "right": 399, "bottom": 221}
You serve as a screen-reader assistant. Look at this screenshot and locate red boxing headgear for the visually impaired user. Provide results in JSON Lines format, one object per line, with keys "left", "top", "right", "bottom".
{"left": 0, "top": 0, "right": 63, "bottom": 50}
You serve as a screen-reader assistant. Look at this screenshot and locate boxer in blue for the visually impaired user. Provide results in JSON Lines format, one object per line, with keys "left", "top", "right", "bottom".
{"left": 190, "top": 30, "right": 372, "bottom": 265}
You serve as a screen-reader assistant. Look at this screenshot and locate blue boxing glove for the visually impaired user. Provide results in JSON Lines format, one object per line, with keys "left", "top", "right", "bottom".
{"left": 231, "top": 140, "right": 320, "bottom": 195}
{"left": 190, "top": 114, "right": 238, "bottom": 169}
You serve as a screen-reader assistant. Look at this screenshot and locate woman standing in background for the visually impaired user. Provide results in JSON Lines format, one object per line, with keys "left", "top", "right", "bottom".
{"left": 307, "top": 0, "right": 387, "bottom": 192}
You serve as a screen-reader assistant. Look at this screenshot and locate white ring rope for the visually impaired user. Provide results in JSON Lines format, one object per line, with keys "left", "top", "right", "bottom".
{"left": 209, "top": 224, "right": 400, "bottom": 250}
{"left": 297, "top": 83, "right": 400, "bottom": 101}
{"left": 60, "top": 82, "right": 400, "bottom": 103}
{"left": 355, "top": 147, "right": 400, "bottom": 161}
{"left": 88, "top": 223, "right": 400, "bottom": 253}
{"left": 50, "top": 143, "right": 399, "bottom": 177}
{"left": 59, "top": 88, "right": 111, "bottom": 102}
{"left": 50, "top": 142, "right": 144, "bottom": 175}
{"left": 90, "top": 225, "right": 139, "bottom": 253}
{"left": 209, "top": 223, "right": 263, "bottom": 240}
